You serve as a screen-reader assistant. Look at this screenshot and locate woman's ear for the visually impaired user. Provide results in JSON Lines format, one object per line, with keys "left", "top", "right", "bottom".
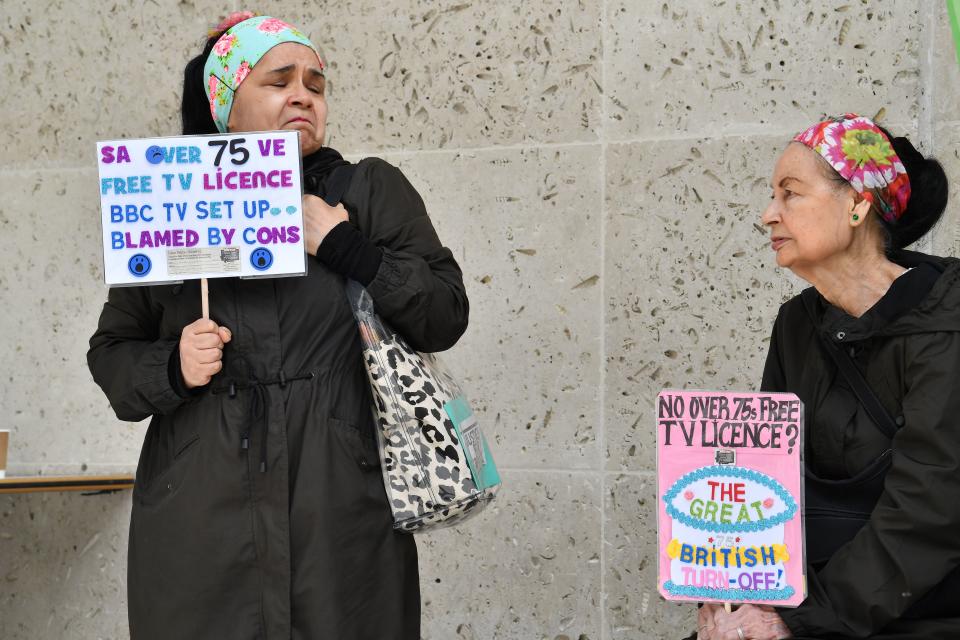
{"left": 850, "top": 197, "right": 872, "bottom": 227}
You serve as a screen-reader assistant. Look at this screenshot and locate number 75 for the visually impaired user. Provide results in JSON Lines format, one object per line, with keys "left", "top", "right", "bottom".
{"left": 207, "top": 138, "right": 249, "bottom": 166}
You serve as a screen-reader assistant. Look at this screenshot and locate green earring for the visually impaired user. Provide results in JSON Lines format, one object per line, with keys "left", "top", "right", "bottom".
{"left": 852, "top": 214, "right": 860, "bottom": 222}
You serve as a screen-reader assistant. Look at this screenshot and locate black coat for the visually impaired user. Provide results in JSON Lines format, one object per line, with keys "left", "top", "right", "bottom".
{"left": 762, "top": 251, "right": 960, "bottom": 639}
{"left": 87, "top": 155, "right": 469, "bottom": 640}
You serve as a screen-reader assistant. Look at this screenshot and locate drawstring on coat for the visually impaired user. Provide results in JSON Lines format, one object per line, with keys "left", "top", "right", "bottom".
{"left": 213, "top": 370, "right": 315, "bottom": 473}
{"left": 251, "top": 384, "right": 269, "bottom": 472}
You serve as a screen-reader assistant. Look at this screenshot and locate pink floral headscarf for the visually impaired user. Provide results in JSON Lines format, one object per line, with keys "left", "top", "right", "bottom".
{"left": 203, "top": 13, "right": 324, "bottom": 133}
{"left": 793, "top": 113, "right": 911, "bottom": 223}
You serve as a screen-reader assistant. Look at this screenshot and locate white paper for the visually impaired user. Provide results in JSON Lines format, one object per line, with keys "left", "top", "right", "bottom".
{"left": 96, "top": 131, "right": 305, "bottom": 285}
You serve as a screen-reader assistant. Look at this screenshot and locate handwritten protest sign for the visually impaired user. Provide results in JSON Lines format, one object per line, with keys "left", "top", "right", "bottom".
{"left": 657, "top": 390, "right": 805, "bottom": 606}
{"left": 97, "top": 131, "right": 304, "bottom": 286}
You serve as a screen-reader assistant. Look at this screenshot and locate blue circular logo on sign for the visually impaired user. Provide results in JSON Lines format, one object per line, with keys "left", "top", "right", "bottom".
{"left": 145, "top": 145, "right": 164, "bottom": 164}
{"left": 250, "top": 247, "right": 273, "bottom": 271}
{"left": 128, "top": 254, "right": 152, "bottom": 277}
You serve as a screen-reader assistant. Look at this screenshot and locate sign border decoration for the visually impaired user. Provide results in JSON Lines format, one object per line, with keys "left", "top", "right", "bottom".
{"left": 663, "top": 465, "right": 798, "bottom": 533}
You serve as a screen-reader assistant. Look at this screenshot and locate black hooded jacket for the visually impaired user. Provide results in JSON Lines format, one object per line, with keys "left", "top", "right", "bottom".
{"left": 762, "top": 251, "right": 960, "bottom": 639}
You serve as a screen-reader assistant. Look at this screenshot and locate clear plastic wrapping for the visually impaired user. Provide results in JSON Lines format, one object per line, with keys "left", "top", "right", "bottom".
{"left": 347, "top": 281, "right": 501, "bottom": 532}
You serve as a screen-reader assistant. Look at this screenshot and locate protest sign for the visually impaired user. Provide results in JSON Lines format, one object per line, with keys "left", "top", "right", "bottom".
{"left": 656, "top": 390, "right": 805, "bottom": 607}
{"left": 97, "top": 131, "right": 304, "bottom": 286}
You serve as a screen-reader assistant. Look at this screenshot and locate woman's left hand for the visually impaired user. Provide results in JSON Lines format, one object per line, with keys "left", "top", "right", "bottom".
{"left": 302, "top": 194, "right": 349, "bottom": 255}
{"left": 698, "top": 604, "right": 792, "bottom": 640}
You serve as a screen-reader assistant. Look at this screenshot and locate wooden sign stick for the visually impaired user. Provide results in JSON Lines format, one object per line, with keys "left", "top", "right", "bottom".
{"left": 201, "top": 278, "right": 209, "bottom": 320}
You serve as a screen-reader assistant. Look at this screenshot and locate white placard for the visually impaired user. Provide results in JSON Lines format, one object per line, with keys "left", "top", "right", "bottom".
{"left": 96, "top": 131, "right": 305, "bottom": 286}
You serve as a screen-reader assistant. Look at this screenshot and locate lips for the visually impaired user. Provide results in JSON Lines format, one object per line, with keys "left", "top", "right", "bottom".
{"left": 770, "top": 237, "right": 789, "bottom": 251}
{"left": 285, "top": 117, "right": 312, "bottom": 126}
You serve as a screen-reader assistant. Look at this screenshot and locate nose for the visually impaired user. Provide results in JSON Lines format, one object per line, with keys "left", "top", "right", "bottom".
{"left": 761, "top": 197, "right": 781, "bottom": 226}
{"left": 288, "top": 82, "right": 313, "bottom": 108}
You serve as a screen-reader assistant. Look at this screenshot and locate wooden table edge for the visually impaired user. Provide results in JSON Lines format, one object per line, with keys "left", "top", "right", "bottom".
{"left": 0, "top": 474, "right": 135, "bottom": 494}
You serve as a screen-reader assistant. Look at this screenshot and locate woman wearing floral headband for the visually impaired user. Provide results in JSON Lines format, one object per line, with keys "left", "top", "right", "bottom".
{"left": 691, "top": 114, "right": 959, "bottom": 640}
{"left": 88, "top": 11, "right": 468, "bottom": 639}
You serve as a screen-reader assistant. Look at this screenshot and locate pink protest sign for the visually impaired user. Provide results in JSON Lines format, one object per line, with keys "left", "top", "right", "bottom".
{"left": 656, "top": 390, "right": 805, "bottom": 606}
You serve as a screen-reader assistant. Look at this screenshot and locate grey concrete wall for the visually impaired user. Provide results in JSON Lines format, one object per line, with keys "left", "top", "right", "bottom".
{"left": 1, "top": 1, "right": 958, "bottom": 638}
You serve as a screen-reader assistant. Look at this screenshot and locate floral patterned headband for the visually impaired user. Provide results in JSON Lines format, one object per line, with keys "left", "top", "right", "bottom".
{"left": 203, "top": 13, "right": 324, "bottom": 134}
{"left": 793, "top": 113, "right": 911, "bottom": 223}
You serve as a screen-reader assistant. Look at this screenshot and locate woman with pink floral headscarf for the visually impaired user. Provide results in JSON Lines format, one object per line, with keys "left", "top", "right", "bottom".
{"left": 89, "top": 11, "right": 469, "bottom": 639}
{"left": 690, "top": 114, "right": 960, "bottom": 640}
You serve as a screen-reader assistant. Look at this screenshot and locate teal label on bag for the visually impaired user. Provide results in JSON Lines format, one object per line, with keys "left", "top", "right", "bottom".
{"left": 444, "top": 396, "right": 501, "bottom": 491}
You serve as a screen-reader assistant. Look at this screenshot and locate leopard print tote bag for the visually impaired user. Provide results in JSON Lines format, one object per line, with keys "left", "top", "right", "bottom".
{"left": 347, "top": 281, "right": 501, "bottom": 532}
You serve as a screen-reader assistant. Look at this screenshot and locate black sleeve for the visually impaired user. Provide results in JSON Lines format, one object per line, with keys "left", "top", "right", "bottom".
{"left": 348, "top": 158, "right": 469, "bottom": 353}
{"left": 87, "top": 286, "right": 189, "bottom": 421}
{"left": 315, "top": 220, "right": 382, "bottom": 286}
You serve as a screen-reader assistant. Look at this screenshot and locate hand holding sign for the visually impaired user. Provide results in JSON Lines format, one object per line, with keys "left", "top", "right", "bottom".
{"left": 180, "top": 319, "right": 232, "bottom": 389}
{"left": 698, "top": 603, "right": 792, "bottom": 640}
{"left": 301, "top": 195, "right": 349, "bottom": 256}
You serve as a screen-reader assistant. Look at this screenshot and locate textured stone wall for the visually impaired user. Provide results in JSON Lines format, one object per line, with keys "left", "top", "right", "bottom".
{"left": 1, "top": 1, "right": 958, "bottom": 638}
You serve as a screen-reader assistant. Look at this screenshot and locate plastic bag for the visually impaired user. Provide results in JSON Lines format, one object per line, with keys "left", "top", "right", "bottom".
{"left": 347, "top": 281, "right": 501, "bottom": 532}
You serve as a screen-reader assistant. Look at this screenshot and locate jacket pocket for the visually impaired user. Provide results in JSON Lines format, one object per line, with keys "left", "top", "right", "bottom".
{"left": 134, "top": 412, "right": 203, "bottom": 507}
{"left": 329, "top": 417, "right": 381, "bottom": 471}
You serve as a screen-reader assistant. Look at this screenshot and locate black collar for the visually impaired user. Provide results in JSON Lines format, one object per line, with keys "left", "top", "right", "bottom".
{"left": 301, "top": 147, "right": 350, "bottom": 194}
{"left": 865, "top": 261, "right": 941, "bottom": 325}
{"left": 805, "top": 260, "right": 943, "bottom": 339}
